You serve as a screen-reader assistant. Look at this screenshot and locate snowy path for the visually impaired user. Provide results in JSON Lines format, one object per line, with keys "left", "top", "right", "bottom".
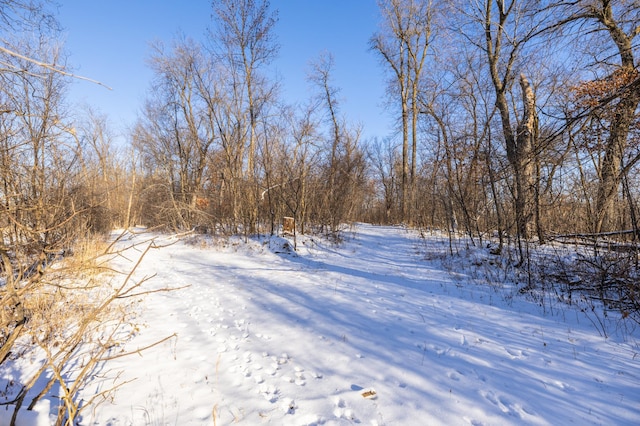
{"left": 81, "top": 224, "right": 638, "bottom": 425}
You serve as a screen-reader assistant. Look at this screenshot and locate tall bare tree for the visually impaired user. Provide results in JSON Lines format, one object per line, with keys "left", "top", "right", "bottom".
{"left": 458, "top": 0, "right": 556, "bottom": 242}
{"left": 308, "top": 53, "right": 367, "bottom": 234}
{"left": 210, "top": 0, "right": 279, "bottom": 178}
{"left": 371, "top": 0, "right": 435, "bottom": 223}
{"left": 559, "top": 0, "right": 640, "bottom": 233}
{"left": 209, "top": 0, "right": 279, "bottom": 233}
{"left": 0, "top": 9, "right": 88, "bottom": 373}
{"left": 133, "top": 39, "right": 215, "bottom": 229}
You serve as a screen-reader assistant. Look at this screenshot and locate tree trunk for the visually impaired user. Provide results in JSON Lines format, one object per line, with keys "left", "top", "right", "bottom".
{"left": 590, "top": 0, "right": 640, "bottom": 233}
{"left": 594, "top": 89, "right": 640, "bottom": 232}
{"left": 513, "top": 73, "right": 538, "bottom": 239}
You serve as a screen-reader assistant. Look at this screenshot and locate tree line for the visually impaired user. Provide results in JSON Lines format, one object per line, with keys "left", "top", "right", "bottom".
{"left": 1, "top": 0, "right": 640, "bottom": 263}
{"left": 2, "top": 2, "right": 638, "bottom": 420}
{"left": 128, "top": 0, "right": 640, "bottom": 248}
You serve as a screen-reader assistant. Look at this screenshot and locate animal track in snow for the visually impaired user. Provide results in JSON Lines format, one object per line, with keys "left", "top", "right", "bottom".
{"left": 460, "top": 334, "right": 468, "bottom": 346}
{"left": 505, "top": 348, "right": 528, "bottom": 359}
{"left": 481, "top": 390, "right": 532, "bottom": 418}
{"left": 447, "top": 370, "right": 463, "bottom": 381}
{"left": 482, "top": 390, "right": 510, "bottom": 414}
{"left": 463, "top": 417, "right": 485, "bottom": 426}
{"left": 332, "top": 396, "right": 358, "bottom": 422}
{"left": 257, "top": 383, "right": 279, "bottom": 403}
{"left": 551, "top": 380, "right": 574, "bottom": 391}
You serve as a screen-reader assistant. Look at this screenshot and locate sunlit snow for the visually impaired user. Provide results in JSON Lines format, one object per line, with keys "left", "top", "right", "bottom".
{"left": 2, "top": 224, "right": 638, "bottom": 425}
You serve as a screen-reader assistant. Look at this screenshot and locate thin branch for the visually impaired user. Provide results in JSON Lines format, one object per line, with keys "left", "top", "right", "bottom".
{"left": 0, "top": 45, "right": 112, "bottom": 89}
{"left": 116, "top": 284, "right": 190, "bottom": 299}
{"left": 100, "top": 333, "right": 178, "bottom": 361}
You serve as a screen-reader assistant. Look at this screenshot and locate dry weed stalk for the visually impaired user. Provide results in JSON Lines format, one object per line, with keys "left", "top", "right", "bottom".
{"left": 1, "top": 231, "right": 178, "bottom": 426}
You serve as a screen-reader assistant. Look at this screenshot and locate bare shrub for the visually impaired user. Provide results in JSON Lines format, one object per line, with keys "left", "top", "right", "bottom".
{"left": 1, "top": 233, "right": 176, "bottom": 425}
{"left": 551, "top": 250, "right": 639, "bottom": 326}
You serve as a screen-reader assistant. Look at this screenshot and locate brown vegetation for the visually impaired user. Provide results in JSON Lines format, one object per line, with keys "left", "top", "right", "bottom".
{"left": 1, "top": 0, "right": 640, "bottom": 421}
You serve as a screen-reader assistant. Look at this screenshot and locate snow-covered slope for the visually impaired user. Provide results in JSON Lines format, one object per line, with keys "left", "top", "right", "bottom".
{"left": 4, "top": 224, "right": 639, "bottom": 425}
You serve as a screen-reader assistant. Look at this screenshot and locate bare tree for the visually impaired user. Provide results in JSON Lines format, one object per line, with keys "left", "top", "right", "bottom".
{"left": 307, "top": 53, "right": 367, "bottom": 234}
{"left": 258, "top": 103, "right": 321, "bottom": 240}
{"left": 210, "top": 0, "right": 278, "bottom": 177}
{"left": 371, "top": 0, "right": 436, "bottom": 223}
{"left": 74, "top": 108, "right": 135, "bottom": 232}
{"left": 133, "top": 39, "right": 215, "bottom": 230}
{"left": 0, "top": 0, "right": 108, "bottom": 88}
{"left": 0, "top": 13, "right": 92, "bottom": 383}
{"left": 208, "top": 0, "right": 279, "bottom": 233}
{"left": 454, "top": 0, "right": 559, "bottom": 244}
{"left": 308, "top": 52, "right": 341, "bottom": 202}
{"left": 368, "top": 137, "right": 401, "bottom": 223}
{"left": 559, "top": 1, "right": 640, "bottom": 233}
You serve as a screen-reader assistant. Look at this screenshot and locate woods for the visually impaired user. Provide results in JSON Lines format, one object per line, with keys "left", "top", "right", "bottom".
{"left": 1, "top": 0, "right": 638, "bottom": 330}
{"left": 127, "top": 0, "right": 640, "bottom": 338}
{"left": 0, "top": 1, "right": 637, "bottom": 282}
{"left": 0, "top": 0, "right": 639, "bottom": 423}
{"left": 44, "top": 0, "right": 639, "bottom": 247}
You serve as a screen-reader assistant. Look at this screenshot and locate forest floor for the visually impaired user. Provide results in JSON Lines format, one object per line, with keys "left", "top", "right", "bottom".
{"left": 2, "top": 223, "right": 639, "bottom": 425}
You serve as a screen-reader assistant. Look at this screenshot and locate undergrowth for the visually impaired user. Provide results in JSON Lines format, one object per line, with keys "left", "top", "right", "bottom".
{"left": 0, "top": 231, "right": 177, "bottom": 425}
{"left": 417, "top": 230, "right": 640, "bottom": 341}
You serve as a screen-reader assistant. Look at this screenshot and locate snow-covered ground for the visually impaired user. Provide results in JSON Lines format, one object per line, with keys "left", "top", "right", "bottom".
{"left": 3, "top": 224, "right": 639, "bottom": 425}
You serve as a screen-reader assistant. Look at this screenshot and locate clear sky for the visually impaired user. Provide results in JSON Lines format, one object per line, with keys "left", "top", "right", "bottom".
{"left": 56, "top": 1, "right": 393, "bottom": 143}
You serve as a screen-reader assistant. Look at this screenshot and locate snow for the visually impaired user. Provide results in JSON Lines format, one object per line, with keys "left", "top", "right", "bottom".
{"left": 2, "top": 223, "right": 639, "bottom": 425}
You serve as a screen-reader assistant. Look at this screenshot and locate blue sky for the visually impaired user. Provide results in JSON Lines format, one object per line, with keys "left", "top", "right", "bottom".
{"left": 57, "top": 1, "right": 393, "bottom": 142}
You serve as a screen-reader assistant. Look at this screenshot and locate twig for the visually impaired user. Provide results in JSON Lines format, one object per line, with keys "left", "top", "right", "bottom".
{"left": 100, "top": 333, "right": 178, "bottom": 362}
{"left": 116, "top": 284, "right": 191, "bottom": 299}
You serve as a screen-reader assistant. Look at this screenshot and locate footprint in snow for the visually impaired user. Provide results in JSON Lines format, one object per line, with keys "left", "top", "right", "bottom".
{"left": 483, "top": 390, "right": 510, "bottom": 414}
{"left": 293, "top": 366, "right": 306, "bottom": 386}
{"left": 276, "top": 356, "right": 290, "bottom": 366}
{"left": 505, "top": 348, "right": 528, "bottom": 359}
{"left": 460, "top": 334, "right": 468, "bottom": 346}
{"left": 475, "top": 372, "right": 488, "bottom": 382}
{"left": 482, "top": 391, "right": 530, "bottom": 419}
{"left": 551, "top": 380, "right": 574, "bottom": 391}
{"left": 255, "top": 333, "right": 272, "bottom": 340}
{"left": 447, "top": 370, "right": 462, "bottom": 381}
{"left": 257, "top": 383, "right": 279, "bottom": 403}
{"left": 332, "top": 396, "right": 358, "bottom": 422}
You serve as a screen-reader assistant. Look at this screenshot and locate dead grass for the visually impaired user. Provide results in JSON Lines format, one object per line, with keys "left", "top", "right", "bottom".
{"left": 1, "top": 230, "right": 177, "bottom": 425}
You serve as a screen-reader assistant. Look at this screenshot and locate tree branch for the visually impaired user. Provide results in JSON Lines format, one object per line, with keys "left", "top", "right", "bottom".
{"left": 0, "top": 45, "right": 112, "bottom": 89}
